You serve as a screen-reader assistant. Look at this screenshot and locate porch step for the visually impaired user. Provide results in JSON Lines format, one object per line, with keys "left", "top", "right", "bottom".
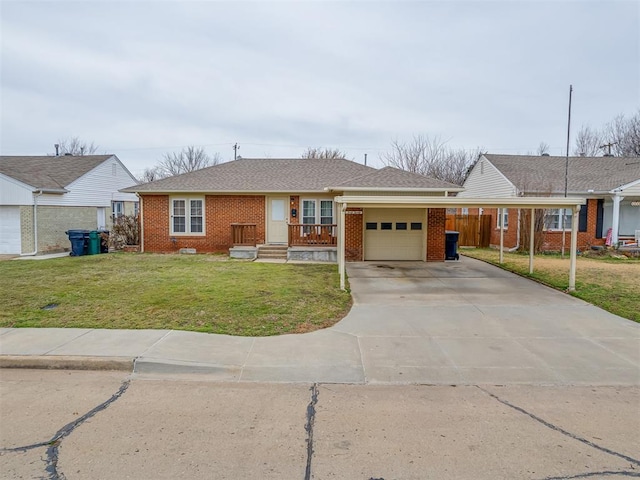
{"left": 257, "top": 245, "right": 288, "bottom": 259}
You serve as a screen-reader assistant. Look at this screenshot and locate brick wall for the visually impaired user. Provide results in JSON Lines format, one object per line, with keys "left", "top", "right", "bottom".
{"left": 427, "top": 208, "right": 446, "bottom": 261}
{"left": 20, "top": 206, "right": 34, "bottom": 254}
{"left": 345, "top": 207, "right": 363, "bottom": 261}
{"left": 142, "top": 195, "right": 266, "bottom": 253}
{"left": 486, "top": 207, "right": 518, "bottom": 248}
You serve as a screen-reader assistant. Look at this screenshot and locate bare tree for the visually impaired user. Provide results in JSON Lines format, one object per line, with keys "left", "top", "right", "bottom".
{"left": 138, "top": 166, "right": 164, "bottom": 183}
{"left": 381, "top": 135, "right": 482, "bottom": 185}
{"left": 573, "top": 110, "right": 640, "bottom": 157}
{"left": 56, "top": 137, "right": 99, "bottom": 156}
{"left": 301, "top": 147, "right": 349, "bottom": 159}
{"left": 605, "top": 111, "right": 640, "bottom": 157}
{"left": 573, "top": 125, "right": 605, "bottom": 156}
{"left": 158, "top": 146, "right": 220, "bottom": 177}
{"left": 536, "top": 142, "right": 550, "bottom": 155}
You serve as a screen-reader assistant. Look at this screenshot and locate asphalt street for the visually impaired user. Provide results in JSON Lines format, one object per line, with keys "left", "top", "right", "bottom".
{"left": 1, "top": 370, "right": 639, "bottom": 480}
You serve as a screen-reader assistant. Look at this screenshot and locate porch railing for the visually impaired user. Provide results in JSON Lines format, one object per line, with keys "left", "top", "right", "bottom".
{"left": 288, "top": 224, "right": 337, "bottom": 246}
{"left": 231, "top": 223, "right": 257, "bottom": 246}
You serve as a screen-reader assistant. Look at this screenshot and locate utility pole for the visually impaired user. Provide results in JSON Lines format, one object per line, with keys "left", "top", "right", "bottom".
{"left": 562, "top": 84, "right": 573, "bottom": 258}
{"left": 233, "top": 143, "right": 240, "bottom": 161}
{"left": 599, "top": 142, "right": 617, "bottom": 156}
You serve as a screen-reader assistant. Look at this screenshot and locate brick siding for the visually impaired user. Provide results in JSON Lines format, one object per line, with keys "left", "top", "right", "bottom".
{"left": 345, "top": 207, "right": 363, "bottom": 261}
{"left": 427, "top": 208, "right": 446, "bottom": 261}
{"left": 142, "top": 195, "right": 265, "bottom": 253}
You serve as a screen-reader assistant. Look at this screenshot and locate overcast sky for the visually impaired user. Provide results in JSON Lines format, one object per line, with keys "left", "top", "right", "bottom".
{"left": 1, "top": 0, "right": 638, "bottom": 178}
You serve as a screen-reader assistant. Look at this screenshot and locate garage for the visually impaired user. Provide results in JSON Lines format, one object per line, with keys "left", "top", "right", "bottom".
{"left": 0, "top": 206, "right": 21, "bottom": 254}
{"left": 364, "top": 208, "right": 425, "bottom": 260}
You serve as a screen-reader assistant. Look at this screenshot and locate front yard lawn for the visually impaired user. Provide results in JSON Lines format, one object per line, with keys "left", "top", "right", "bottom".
{"left": 0, "top": 254, "right": 352, "bottom": 336}
{"left": 461, "top": 248, "right": 640, "bottom": 322}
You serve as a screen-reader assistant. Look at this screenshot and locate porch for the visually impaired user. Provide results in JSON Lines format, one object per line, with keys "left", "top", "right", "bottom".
{"left": 230, "top": 223, "right": 337, "bottom": 262}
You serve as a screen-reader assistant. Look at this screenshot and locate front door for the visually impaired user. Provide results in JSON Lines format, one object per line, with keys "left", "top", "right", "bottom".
{"left": 267, "top": 197, "right": 288, "bottom": 244}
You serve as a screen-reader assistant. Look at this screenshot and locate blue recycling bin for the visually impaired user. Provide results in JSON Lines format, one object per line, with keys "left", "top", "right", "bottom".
{"left": 66, "top": 230, "right": 88, "bottom": 256}
{"left": 445, "top": 230, "right": 460, "bottom": 260}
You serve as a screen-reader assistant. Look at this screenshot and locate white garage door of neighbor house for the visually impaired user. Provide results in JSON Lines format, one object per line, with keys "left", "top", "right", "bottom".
{"left": 0, "top": 206, "right": 21, "bottom": 254}
{"left": 364, "top": 208, "right": 425, "bottom": 261}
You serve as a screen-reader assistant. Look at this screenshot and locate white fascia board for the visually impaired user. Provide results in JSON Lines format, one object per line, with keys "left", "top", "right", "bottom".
{"left": 334, "top": 195, "right": 586, "bottom": 209}
{"left": 128, "top": 189, "right": 333, "bottom": 195}
{"left": 613, "top": 177, "right": 640, "bottom": 193}
{"left": 0, "top": 172, "right": 36, "bottom": 191}
{"left": 325, "top": 186, "right": 464, "bottom": 193}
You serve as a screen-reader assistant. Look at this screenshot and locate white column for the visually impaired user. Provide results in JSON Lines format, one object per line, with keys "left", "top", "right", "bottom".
{"left": 529, "top": 208, "right": 535, "bottom": 274}
{"left": 569, "top": 205, "right": 580, "bottom": 291}
{"left": 499, "top": 208, "right": 504, "bottom": 264}
{"left": 339, "top": 202, "right": 347, "bottom": 290}
{"left": 611, "top": 193, "right": 624, "bottom": 245}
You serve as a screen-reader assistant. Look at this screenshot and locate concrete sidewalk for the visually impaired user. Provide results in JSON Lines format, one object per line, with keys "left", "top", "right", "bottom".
{"left": 1, "top": 257, "right": 639, "bottom": 385}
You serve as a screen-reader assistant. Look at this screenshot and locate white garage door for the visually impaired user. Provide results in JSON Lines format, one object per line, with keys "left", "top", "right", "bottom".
{"left": 0, "top": 206, "right": 21, "bottom": 254}
{"left": 364, "top": 208, "right": 425, "bottom": 261}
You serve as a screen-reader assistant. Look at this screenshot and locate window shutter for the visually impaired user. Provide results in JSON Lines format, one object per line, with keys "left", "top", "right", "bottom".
{"left": 578, "top": 202, "right": 588, "bottom": 232}
{"left": 595, "top": 199, "right": 604, "bottom": 238}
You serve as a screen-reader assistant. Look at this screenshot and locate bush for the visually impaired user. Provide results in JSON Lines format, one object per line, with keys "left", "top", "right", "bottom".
{"left": 109, "top": 214, "right": 139, "bottom": 250}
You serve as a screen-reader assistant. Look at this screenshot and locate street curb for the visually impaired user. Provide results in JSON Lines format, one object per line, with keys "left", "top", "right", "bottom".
{"left": 0, "top": 355, "right": 135, "bottom": 371}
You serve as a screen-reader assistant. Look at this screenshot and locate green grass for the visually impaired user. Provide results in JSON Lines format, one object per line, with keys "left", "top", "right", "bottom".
{"left": 0, "top": 254, "right": 352, "bottom": 336}
{"left": 461, "top": 248, "right": 640, "bottom": 322}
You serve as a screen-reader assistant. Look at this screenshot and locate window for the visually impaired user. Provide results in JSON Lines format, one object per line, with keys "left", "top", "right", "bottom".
{"left": 112, "top": 201, "right": 124, "bottom": 220}
{"left": 171, "top": 198, "right": 204, "bottom": 234}
{"left": 411, "top": 222, "right": 422, "bottom": 230}
{"left": 396, "top": 222, "right": 407, "bottom": 230}
{"left": 497, "top": 209, "right": 509, "bottom": 229}
{"left": 134, "top": 202, "right": 139, "bottom": 216}
{"left": 545, "top": 209, "right": 573, "bottom": 230}
{"left": 381, "top": 222, "right": 392, "bottom": 230}
{"left": 366, "top": 222, "right": 377, "bottom": 230}
{"left": 302, "top": 199, "right": 334, "bottom": 225}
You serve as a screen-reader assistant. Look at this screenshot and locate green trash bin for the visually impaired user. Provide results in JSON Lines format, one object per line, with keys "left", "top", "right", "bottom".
{"left": 87, "top": 230, "right": 100, "bottom": 255}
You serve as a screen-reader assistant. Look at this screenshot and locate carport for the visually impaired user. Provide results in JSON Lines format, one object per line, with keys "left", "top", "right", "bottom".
{"left": 335, "top": 196, "right": 586, "bottom": 291}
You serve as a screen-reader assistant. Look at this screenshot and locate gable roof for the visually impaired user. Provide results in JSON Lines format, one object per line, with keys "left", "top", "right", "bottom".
{"left": 0, "top": 155, "right": 114, "bottom": 191}
{"left": 328, "top": 166, "right": 463, "bottom": 191}
{"left": 484, "top": 154, "right": 640, "bottom": 194}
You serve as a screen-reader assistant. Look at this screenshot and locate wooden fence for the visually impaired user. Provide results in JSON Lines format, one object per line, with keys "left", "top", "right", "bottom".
{"left": 445, "top": 215, "right": 492, "bottom": 248}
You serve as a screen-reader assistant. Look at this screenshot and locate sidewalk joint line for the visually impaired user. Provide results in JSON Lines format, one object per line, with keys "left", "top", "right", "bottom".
{"left": 43, "top": 329, "right": 94, "bottom": 355}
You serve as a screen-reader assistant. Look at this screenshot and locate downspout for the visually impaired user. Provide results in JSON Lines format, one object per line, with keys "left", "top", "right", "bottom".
{"left": 137, "top": 193, "right": 144, "bottom": 253}
{"left": 20, "top": 190, "right": 42, "bottom": 256}
{"left": 507, "top": 208, "right": 521, "bottom": 252}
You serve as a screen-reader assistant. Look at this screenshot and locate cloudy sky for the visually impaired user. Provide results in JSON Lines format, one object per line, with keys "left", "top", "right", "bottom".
{"left": 1, "top": 0, "right": 638, "bottom": 177}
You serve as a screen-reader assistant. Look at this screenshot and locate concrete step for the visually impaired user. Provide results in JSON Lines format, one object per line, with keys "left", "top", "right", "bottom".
{"left": 257, "top": 252, "right": 287, "bottom": 259}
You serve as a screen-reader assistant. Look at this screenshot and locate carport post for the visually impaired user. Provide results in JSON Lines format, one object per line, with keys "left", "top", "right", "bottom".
{"left": 569, "top": 205, "right": 579, "bottom": 291}
{"left": 339, "top": 202, "right": 346, "bottom": 290}
{"left": 529, "top": 208, "right": 535, "bottom": 274}
{"left": 499, "top": 207, "right": 504, "bottom": 264}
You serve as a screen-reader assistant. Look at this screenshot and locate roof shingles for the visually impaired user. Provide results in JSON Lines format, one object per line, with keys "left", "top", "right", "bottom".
{"left": 0, "top": 155, "right": 113, "bottom": 190}
{"left": 125, "top": 158, "right": 455, "bottom": 193}
{"left": 485, "top": 154, "right": 640, "bottom": 193}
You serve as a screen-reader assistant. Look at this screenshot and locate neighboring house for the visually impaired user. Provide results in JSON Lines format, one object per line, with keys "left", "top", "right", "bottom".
{"left": 459, "top": 154, "right": 640, "bottom": 250}
{"left": 0, "top": 155, "right": 139, "bottom": 255}
{"left": 121, "top": 158, "right": 463, "bottom": 262}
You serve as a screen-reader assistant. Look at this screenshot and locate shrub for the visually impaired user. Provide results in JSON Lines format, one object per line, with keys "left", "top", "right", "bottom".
{"left": 109, "top": 214, "right": 139, "bottom": 250}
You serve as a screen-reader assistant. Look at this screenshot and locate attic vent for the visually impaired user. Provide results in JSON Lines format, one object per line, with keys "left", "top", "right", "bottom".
{"left": 480, "top": 161, "right": 484, "bottom": 174}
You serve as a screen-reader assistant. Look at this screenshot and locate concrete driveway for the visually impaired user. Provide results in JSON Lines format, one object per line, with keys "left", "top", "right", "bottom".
{"left": 338, "top": 256, "right": 639, "bottom": 385}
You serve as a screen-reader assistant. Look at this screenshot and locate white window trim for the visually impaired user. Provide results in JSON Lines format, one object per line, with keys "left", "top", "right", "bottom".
{"left": 301, "top": 198, "right": 335, "bottom": 225}
{"left": 544, "top": 208, "right": 573, "bottom": 232}
{"left": 170, "top": 197, "right": 206, "bottom": 236}
{"left": 496, "top": 208, "right": 509, "bottom": 230}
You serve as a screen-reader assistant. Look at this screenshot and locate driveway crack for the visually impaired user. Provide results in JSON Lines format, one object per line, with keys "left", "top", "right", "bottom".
{"left": 477, "top": 386, "right": 640, "bottom": 468}
{"left": 1, "top": 379, "right": 131, "bottom": 480}
{"left": 304, "top": 383, "right": 319, "bottom": 480}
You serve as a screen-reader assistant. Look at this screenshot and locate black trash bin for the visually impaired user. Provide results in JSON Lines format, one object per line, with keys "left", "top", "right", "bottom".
{"left": 65, "top": 230, "right": 88, "bottom": 256}
{"left": 445, "top": 230, "right": 460, "bottom": 260}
